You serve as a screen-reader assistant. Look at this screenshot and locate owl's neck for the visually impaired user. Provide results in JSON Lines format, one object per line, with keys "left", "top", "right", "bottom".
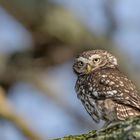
{"left": 92, "top": 65, "right": 119, "bottom": 75}
{"left": 102, "top": 64, "right": 119, "bottom": 70}
{"left": 78, "top": 65, "right": 119, "bottom": 77}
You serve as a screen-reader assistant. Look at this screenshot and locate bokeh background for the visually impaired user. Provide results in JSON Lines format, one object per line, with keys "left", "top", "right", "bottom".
{"left": 0, "top": 0, "right": 140, "bottom": 140}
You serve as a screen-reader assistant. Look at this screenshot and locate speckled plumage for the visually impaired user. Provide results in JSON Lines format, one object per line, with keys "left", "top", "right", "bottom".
{"left": 73, "top": 50, "right": 140, "bottom": 126}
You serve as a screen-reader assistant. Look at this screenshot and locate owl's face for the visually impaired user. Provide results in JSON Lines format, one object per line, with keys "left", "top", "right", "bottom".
{"left": 73, "top": 50, "right": 118, "bottom": 75}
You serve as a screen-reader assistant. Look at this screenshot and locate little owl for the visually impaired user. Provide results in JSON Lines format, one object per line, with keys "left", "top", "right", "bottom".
{"left": 73, "top": 49, "right": 140, "bottom": 126}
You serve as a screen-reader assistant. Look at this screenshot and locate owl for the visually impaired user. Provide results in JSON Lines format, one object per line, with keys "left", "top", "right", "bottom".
{"left": 73, "top": 49, "right": 140, "bottom": 127}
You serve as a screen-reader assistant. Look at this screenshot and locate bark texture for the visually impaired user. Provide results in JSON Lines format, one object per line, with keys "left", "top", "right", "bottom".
{"left": 55, "top": 117, "right": 140, "bottom": 140}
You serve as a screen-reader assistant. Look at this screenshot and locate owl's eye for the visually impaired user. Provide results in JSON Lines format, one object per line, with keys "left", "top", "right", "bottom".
{"left": 77, "top": 61, "right": 84, "bottom": 67}
{"left": 93, "top": 58, "right": 100, "bottom": 63}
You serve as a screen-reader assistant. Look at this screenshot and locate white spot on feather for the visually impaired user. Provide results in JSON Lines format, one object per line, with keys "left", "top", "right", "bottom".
{"left": 128, "top": 112, "right": 134, "bottom": 116}
{"left": 124, "top": 89, "right": 129, "bottom": 93}
{"left": 102, "top": 75, "right": 107, "bottom": 78}
{"left": 106, "top": 90, "right": 117, "bottom": 96}
{"left": 92, "top": 91, "right": 98, "bottom": 97}
{"left": 89, "top": 87, "right": 92, "bottom": 91}
{"left": 109, "top": 81, "right": 115, "bottom": 85}
{"left": 82, "top": 89, "right": 85, "bottom": 94}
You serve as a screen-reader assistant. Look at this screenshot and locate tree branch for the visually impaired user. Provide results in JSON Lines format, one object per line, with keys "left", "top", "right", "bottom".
{"left": 54, "top": 117, "right": 140, "bottom": 140}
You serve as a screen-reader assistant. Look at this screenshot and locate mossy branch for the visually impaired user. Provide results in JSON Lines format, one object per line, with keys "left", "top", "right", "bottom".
{"left": 54, "top": 117, "right": 140, "bottom": 140}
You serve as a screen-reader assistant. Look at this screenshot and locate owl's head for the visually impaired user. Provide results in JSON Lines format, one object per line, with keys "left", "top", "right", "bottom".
{"left": 73, "top": 50, "right": 118, "bottom": 75}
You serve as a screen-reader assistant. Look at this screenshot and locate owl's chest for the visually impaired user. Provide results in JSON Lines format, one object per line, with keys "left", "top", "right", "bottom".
{"left": 75, "top": 75, "right": 99, "bottom": 99}
{"left": 75, "top": 76, "right": 104, "bottom": 119}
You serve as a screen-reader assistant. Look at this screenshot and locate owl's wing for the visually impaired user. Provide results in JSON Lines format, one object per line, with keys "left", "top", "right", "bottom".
{"left": 115, "top": 103, "right": 140, "bottom": 120}
{"left": 95, "top": 70, "right": 140, "bottom": 111}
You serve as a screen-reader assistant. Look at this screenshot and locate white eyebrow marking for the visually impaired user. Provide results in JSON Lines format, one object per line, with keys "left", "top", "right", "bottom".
{"left": 89, "top": 54, "right": 101, "bottom": 60}
{"left": 77, "top": 57, "right": 89, "bottom": 63}
{"left": 77, "top": 54, "right": 101, "bottom": 64}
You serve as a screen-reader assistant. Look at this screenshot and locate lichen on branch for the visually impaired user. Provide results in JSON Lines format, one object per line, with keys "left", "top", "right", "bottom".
{"left": 54, "top": 117, "right": 140, "bottom": 140}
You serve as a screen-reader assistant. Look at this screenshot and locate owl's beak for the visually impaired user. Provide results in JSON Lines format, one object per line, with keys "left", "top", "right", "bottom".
{"left": 86, "top": 64, "right": 92, "bottom": 73}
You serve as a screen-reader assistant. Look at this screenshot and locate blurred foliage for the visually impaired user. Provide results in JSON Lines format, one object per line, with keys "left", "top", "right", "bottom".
{"left": 0, "top": 1, "right": 115, "bottom": 139}
{"left": 0, "top": 87, "right": 43, "bottom": 140}
{"left": 0, "top": 0, "right": 113, "bottom": 89}
{"left": 0, "top": 0, "right": 112, "bottom": 49}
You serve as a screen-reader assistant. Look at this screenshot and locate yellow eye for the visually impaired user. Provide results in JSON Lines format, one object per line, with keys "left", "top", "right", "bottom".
{"left": 93, "top": 58, "right": 100, "bottom": 63}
